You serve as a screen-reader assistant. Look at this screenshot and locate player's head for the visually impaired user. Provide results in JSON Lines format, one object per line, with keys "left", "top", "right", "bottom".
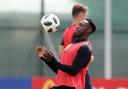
{"left": 72, "top": 4, "right": 88, "bottom": 21}
{"left": 74, "top": 19, "right": 96, "bottom": 37}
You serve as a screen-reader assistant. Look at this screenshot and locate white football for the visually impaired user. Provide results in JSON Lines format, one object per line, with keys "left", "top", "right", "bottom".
{"left": 40, "top": 14, "right": 60, "bottom": 33}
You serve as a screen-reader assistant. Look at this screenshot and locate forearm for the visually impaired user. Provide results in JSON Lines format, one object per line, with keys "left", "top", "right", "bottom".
{"left": 50, "top": 58, "right": 79, "bottom": 76}
{"left": 40, "top": 45, "right": 91, "bottom": 76}
{"left": 41, "top": 57, "right": 58, "bottom": 73}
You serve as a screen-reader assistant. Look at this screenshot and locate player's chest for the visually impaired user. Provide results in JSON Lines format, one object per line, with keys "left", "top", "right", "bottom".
{"left": 63, "top": 43, "right": 80, "bottom": 54}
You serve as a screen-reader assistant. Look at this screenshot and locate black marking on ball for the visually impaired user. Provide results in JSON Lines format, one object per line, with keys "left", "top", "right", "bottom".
{"left": 44, "top": 21, "right": 52, "bottom": 26}
{"left": 53, "top": 17, "right": 57, "bottom": 24}
{"left": 48, "top": 28, "right": 53, "bottom": 33}
{"left": 44, "top": 15, "right": 49, "bottom": 19}
{"left": 55, "top": 26, "right": 59, "bottom": 29}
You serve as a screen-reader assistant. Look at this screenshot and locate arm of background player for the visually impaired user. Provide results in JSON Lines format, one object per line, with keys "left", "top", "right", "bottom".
{"left": 89, "top": 55, "right": 94, "bottom": 63}
{"left": 41, "top": 57, "right": 58, "bottom": 74}
{"left": 58, "top": 39, "right": 64, "bottom": 57}
{"left": 50, "top": 45, "right": 91, "bottom": 76}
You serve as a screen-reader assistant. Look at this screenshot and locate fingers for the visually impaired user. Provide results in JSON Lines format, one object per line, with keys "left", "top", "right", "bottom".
{"left": 41, "top": 48, "right": 54, "bottom": 60}
{"left": 36, "top": 46, "right": 54, "bottom": 61}
{"left": 38, "top": 52, "right": 43, "bottom": 58}
{"left": 42, "top": 49, "right": 51, "bottom": 58}
{"left": 42, "top": 47, "right": 54, "bottom": 56}
{"left": 36, "top": 46, "right": 43, "bottom": 52}
{"left": 36, "top": 46, "right": 44, "bottom": 59}
{"left": 36, "top": 51, "right": 47, "bottom": 60}
{"left": 36, "top": 46, "right": 48, "bottom": 59}
{"left": 42, "top": 48, "right": 54, "bottom": 57}
{"left": 36, "top": 46, "right": 47, "bottom": 55}
{"left": 49, "top": 50, "right": 54, "bottom": 56}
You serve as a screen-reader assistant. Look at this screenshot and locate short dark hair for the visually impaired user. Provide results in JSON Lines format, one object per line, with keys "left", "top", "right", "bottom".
{"left": 86, "top": 18, "right": 96, "bottom": 33}
{"left": 72, "top": 4, "right": 88, "bottom": 17}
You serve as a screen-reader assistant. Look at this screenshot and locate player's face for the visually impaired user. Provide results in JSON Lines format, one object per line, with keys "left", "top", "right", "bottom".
{"left": 74, "top": 20, "right": 90, "bottom": 37}
{"left": 77, "top": 12, "right": 86, "bottom": 21}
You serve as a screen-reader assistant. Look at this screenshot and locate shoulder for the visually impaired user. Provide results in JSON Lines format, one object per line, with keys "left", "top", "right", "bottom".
{"left": 78, "top": 44, "right": 91, "bottom": 53}
{"left": 63, "top": 24, "right": 77, "bottom": 34}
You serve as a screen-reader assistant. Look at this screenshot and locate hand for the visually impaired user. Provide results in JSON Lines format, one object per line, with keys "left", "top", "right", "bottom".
{"left": 41, "top": 47, "right": 54, "bottom": 62}
{"left": 36, "top": 46, "right": 44, "bottom": 59}
{"left": 36, "top": 46, "right": 54, "bottom": 61}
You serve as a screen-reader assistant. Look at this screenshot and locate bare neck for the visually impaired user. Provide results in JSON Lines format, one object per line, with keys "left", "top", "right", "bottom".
{"left": 72, "top": 19, "right": 81, "bottom": 25}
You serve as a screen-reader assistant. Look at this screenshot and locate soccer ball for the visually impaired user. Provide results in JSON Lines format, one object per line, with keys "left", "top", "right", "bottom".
{"left": 40, "top": 14, "right": 60, "bottom": 33}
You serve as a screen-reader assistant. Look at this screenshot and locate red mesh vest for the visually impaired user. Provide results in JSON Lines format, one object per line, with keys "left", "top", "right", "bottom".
{"left": 56, "top": 41, "right": 92, "bottom": 89}
{"left": 62, "top": 24, "right": 94, "bottom": 71}
{"left": 63, "top": 24, "right": 77, "bottom": 48}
